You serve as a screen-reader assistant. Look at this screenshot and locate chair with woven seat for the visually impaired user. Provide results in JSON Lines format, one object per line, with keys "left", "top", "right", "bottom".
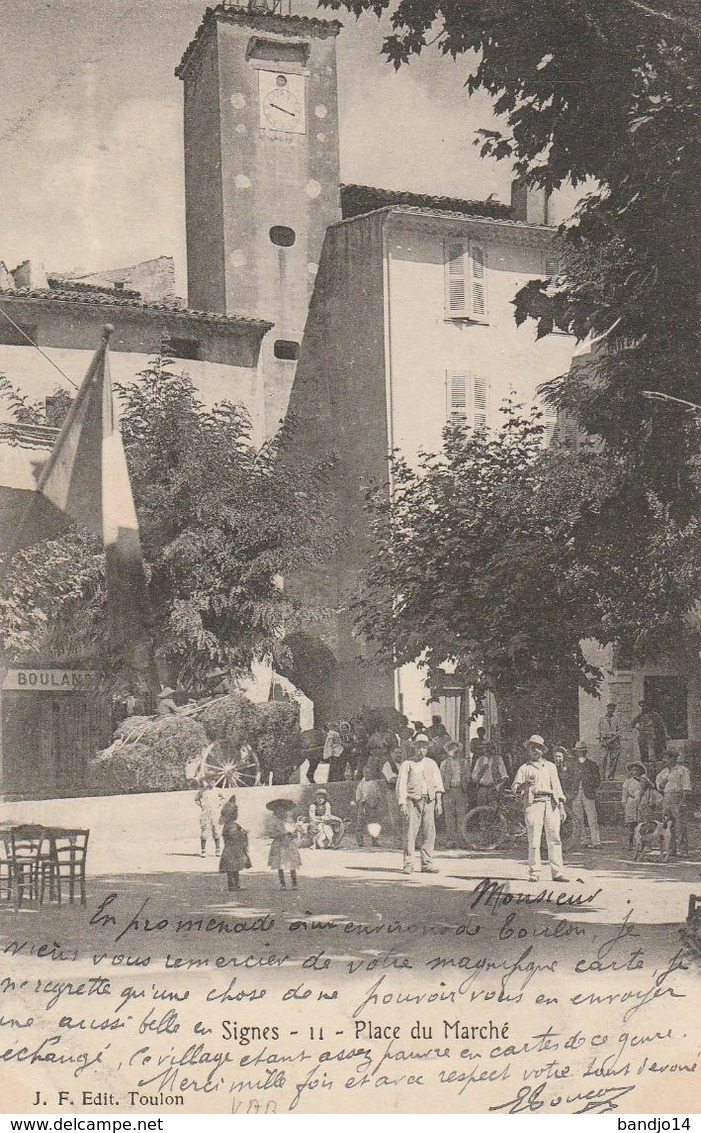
{"left": 47, "top": 828, "right": 90, "bottom": 906}
{"left": 9, "top": 825, "right": 50, "bottom": 908}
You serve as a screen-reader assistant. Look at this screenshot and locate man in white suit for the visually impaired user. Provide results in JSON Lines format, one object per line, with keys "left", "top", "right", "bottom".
{"left": 512, "top": 735, "right": 569, "bottom": 882}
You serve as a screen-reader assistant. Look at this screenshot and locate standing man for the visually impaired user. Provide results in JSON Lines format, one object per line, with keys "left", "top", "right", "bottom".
{"left": 512, "top": 735, "right": 569, "bottom": 883}
{"left": 471, "top": 743, "right": 509, "bottom": 805}
{"left": 598, "top": 702, "right": 622, "bottom": 780}
{"left": 656, "top": 752, "right": 692, "bottom": 856}
{"left": 427, "top": 715, "right": 451, "bottom": 763}
{"left": 396, "top": 734, "right": 444, "bottom": 874}
{"left": 571, "top": 740, "right": 602, "bottom": 849}
{"left": 470, "top": 726, "right": 489, "bottom": 762}
{"left": 440, "top": 741, "right": 470, "bottom": 848}
{"left": 631, "top": 700, "right": 668, "bottom": 765}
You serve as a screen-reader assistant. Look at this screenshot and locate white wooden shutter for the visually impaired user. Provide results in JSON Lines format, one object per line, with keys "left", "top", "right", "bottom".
{"left": 544, "top": 255, "right": 560, "bottom": 277}
{"left": 473, "top": 375, "right": 489, "bottom": 428}
{"left": 447, "top": 371, "right": 468, "bottom": 421}
{"left": 469, "top": 242, "right": 488, "bottom": 319}
{"left": 444, "top": 241, "right": 469, "bottom": 317}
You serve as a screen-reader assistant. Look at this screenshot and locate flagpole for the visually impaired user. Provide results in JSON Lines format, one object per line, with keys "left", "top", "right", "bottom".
{"left": 34, "top": 324, "right": 114, "bottom": 494}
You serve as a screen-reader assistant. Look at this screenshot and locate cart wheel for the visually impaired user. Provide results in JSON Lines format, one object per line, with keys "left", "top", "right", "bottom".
{"left": 461, "top": 806, "right": 509, "bottom": 851}
{"left": 203, "top": 756, "right": 251, "bottom": 789}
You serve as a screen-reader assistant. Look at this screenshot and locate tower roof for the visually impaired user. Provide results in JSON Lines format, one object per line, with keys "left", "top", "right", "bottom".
{"left": 176, "top": 3, "right": 342, "bottom": 79}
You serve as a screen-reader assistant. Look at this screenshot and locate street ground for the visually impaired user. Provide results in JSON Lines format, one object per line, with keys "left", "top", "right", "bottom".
{"left": 0, "top": 809, "right": 698, "bottom": 1115}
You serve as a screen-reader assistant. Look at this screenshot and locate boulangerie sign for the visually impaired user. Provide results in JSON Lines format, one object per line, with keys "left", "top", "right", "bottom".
{"left": 0, "top": 0, "right": 697, "bottom": 1120}
{"left": 3, "top": 669, "right": 95, "bottom": 691}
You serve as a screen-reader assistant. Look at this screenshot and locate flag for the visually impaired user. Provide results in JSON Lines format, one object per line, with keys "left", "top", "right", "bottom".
{"left": 12, "top": 325, "right": 156, "bottom": 677}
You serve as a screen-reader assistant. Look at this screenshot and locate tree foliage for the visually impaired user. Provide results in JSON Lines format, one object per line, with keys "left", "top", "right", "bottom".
{"left": 354, "top": 405, "right": 700, "bottom": 743}
{"left": 0, "top": 357, "right": 336, "bottom": 690}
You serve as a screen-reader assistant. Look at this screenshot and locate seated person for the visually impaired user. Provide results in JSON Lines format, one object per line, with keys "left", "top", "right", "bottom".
{"left": 308, "top": 789, "right": 340, "bottom": 848}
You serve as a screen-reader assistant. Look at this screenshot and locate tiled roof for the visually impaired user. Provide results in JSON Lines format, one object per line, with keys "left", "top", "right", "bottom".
{"left": 332, "top": 204, "right": 558, "bottom": 245}
{"left": 0, "top": 288, "right": 272, "bottom": 333}
{"left": 0, "top": 421, "right": 57, "bottom": 450}
{"left": 47, "top": 276, "right": 143, "bottom": 300}
{"left": 176, "top": 4, "right": 342, "bottom": 79}
{"left": 340, "top": 184, "right": 511, "bottom": 222}
{"left": 391, "top": 205, "right": 555, "bottom": 231}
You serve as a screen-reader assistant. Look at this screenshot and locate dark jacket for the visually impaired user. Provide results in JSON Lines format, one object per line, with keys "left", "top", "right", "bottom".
{"left": 574, "top": 758, "right": 601, "bottom": 800}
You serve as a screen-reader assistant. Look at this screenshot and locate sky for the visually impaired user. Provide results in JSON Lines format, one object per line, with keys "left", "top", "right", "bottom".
{"left": 0, "top": 0, "right": 516, "bottom": 295}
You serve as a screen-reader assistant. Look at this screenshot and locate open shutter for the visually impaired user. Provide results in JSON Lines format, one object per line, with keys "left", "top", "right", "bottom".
{"left": 473, "top": 375, "right": 489, "bottom": 428}
{"left": 469, "top": 243, "right": 487, "bottom": 318}
{"left": 447, "top": 371, "right": 468, "bottom": 421}
{"left": 444, "top": 241, "right": 469, "bottom": 317}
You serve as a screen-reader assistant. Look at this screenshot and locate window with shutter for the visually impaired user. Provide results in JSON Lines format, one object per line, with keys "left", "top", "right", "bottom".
{"left": 444, "top": 241, "right": 468, "bottom": 317}
{"left": 447, "top": 371, "right": 468, "bottom": 421}
{"left": 469, "top": 243, "right": 488, "bottom": 319}
{"left": 544, "top": 255, "right": 560, "bottom": 277}
{"left": 446, "top": 373, "right": 490, "bottom": 428}
{"left": 473, "top": 375, "right": 489, "bottom": 428}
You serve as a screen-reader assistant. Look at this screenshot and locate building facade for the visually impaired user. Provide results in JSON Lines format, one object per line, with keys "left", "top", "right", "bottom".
{"left": 283, "top": 202, "right": 577, "bottom": 721}
{"left": 0, "top": 285, "right": 271, "bottom": 441}
{"left": 0, "top": 283, "right": 270, "bottom": 799}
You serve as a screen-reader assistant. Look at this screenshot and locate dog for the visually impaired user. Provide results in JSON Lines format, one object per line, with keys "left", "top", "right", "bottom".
{"left": 633, "top": 816, "right": 674, "bottom": 862}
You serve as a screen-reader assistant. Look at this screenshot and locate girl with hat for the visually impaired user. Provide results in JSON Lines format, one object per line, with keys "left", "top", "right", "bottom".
{"left": 266, "top": 799, "right": 302, "bottom": 888}
{"left": 621, "top": 762, "right": 653, "bottom": 848}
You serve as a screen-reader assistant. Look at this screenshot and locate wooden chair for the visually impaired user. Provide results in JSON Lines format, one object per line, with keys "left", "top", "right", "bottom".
{"left": 47, "top": 828, "right": 90, "bottom": 906}
{"left": 0, "top": 829, "right": 12, "bottom": 901}
{"left": 9, "top": 825, "right": 50, "bottom": 908}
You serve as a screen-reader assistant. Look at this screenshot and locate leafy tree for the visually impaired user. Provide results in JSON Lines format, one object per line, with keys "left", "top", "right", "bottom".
{"left": 354, "top": 404, "right": 700, "bottom": 747}
{"left": 322, "top": 0, "right": 699, "bottom": 511}
{"left": 0, "top": 357, "right": 336, "bottom": 691}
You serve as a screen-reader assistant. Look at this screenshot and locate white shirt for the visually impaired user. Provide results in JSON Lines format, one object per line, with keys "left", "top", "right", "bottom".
{"left": 512, "top": 758, "right": 565, "bottom": 804}
{"left": 396, "top": 757, "right": 444, "bottom": 806}
{"left": 656, "top": 765, "right": 691, "bottom": 795}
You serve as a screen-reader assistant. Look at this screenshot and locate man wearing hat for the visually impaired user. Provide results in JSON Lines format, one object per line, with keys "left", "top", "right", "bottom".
{"left": 512, "top": 735, "right": 569, "bottom": 882}
{"left": 598, "top": 702, "right": 622, "bottom": 780}
{"left": 156, "top": 687, "right": 178, "bottom": 716}
{"left": 631, "top": 699, "right": 668, "bottom": 764}
{"left": 656, "top": 751, "right": 692, "bottom": 856}
{"left": 571, "top": 741, "right": 602, "bottom": 849}
{"left": 440, "top": 741, "right": 470, "bottom": 847}
{"left": 395, "top": 734, "right": 445, "bottom": 873}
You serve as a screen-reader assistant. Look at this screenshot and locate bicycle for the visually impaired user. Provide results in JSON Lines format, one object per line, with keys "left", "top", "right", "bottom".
{"left": 461, "top": 788, "right": 574, "bottom": 851}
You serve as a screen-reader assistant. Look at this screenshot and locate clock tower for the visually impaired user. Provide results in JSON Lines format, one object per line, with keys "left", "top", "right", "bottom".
{"left": 176, "top": 2, "right": 342, "bottom": 435}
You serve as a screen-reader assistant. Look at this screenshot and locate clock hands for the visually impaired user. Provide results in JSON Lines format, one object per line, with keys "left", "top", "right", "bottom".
{"left": 269, "top": 102, "right": 296, "bottom": 117}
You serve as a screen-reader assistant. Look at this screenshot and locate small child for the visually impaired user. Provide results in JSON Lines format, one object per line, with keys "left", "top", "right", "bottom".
{"left": 195, "top": 779, "right": 225, "bottom": 857}
{"left": 267, "top": 800, "right": 302, "bottom": 888}
{"left": 219, "top": 816, "right": 251, "bottom": 892}
{"left": 354, "top": 766, "right": 383, "bottom": 846}
{"left": 621, "top": 762, "right": 647, "bottom": 848}
{"left": 309, "top": 789, "right": 335, "bottom": 848}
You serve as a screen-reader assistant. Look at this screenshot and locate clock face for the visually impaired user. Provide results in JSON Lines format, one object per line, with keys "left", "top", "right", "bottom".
{"left": 259, "top": 72, "right": 306, "bottom": 134}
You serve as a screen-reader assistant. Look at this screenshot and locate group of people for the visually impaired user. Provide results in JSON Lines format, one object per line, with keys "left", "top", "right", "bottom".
{"left": 597, "top": 698, "right": 670, "bottom": 781}
{"left": 192, "top": 705, "right": 694, "bottom": 893}
{"left": 354, "top": 726, "right": 694, "bottom": 878}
